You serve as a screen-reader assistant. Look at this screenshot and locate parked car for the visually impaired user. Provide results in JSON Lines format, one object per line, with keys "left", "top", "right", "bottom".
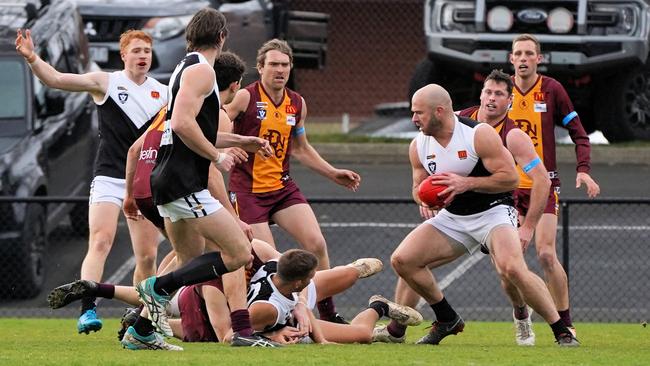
{"left": 411, "top": 0, "right": 650, "bottom": 141}
{"left": 0, "top": 0, "right": 98, "bottom": 298}
{"left": 76, "top": 0, "right": 329, "bottom": 86}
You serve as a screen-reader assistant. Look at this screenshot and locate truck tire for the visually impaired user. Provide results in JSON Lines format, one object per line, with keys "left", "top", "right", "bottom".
{"left": 0, "top": 203, "right": 47, "bottom": 298}
{"left": 595, "top": 66, "right": 650, "bottom": 141}
{"left": 408, "top": 58, "right": 437, "bottom": 104}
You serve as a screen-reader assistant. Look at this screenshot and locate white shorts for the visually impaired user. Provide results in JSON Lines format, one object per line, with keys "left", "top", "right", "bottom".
{"left": 167, "top": 286, "right": 184, "bottom": 318}
{"left": 425, "top": 204, "right": 518, "bottom": 254}
{"left": 88, "top": 176, "right": 126, "bottom": 207}
{"left": 157, "top": 189, "right": 223, "bottom": 223}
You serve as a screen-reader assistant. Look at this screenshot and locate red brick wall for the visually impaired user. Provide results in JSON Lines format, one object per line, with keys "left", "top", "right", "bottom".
{"left": 291, "top": 0, "right": 426, "bottom": 120}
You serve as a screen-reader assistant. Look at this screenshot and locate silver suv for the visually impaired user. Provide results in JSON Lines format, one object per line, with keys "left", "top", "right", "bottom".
{"left": 411, "top": 0, "right": 650, "bottom": 141}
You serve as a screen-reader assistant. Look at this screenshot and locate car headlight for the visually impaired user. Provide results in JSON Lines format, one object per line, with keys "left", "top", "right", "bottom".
{"left": 143, "top": 15, "right": 194, "bottom": 41}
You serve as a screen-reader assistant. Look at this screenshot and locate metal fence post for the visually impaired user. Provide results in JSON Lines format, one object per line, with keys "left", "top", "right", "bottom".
{"left": 561, "top": 201, "right": 570, "bottom": 281}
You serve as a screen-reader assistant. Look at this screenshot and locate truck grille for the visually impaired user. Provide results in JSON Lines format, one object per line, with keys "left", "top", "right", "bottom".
{"left": 81, "top": 16, "right": 148, "bottom": 42}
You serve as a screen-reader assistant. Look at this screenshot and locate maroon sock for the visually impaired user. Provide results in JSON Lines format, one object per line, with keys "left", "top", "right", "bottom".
{"left": 317, "top": 296, "right": 336, "bottom": 319}
{"left": 96, "top": 283, "right": 115, "bottom": 299}
{"left": 230, "top": 309, "right": 254, "bottom": 337}
{"left": 558, "top": 309, "right": 573, "bottom": 327}
{"left": 387, "top": 319, "right": 407, "bottom": 338}
{"left": 514, "top": 305, "right": 529, "bottom": 320}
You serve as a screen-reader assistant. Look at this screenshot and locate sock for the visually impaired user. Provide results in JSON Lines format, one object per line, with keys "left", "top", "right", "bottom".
{"left": 514, "top": 305, "right": 529, "bottom": 320}
{"left": 387, "top": 319, "right": 407, "bottom": 338}
{"left": 317, "top": 296, "right": 336, "bottom": 319}
{"left": 96, "top": 283, "right": 115, "bottom": 299}
{"left": 430, "top": 297, "right": 458, "bottom": 323}
{"left": 132, "top": 315, "right": 155, "bottom": 337}
{"left": 550, "top": 319, "right": 570, "bottom": 338}
{"left": 80, "top": 297, "right": 96, "bottom": 313}
{"left": 558, "top": 309, "right": 573, "bottom": 327}
{"left": 368, "top": 300, "right": 389, "bottom": 318}
{"left": 154, "top": 251, "right": 229, "bottom": 295}
{"left": 230, "top": 309, "right": 254, "bottom": 337}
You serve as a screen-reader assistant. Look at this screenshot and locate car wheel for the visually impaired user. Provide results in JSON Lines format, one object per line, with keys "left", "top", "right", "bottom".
{"left": 408, "top": 58, "right": 437, "bottom": 104}
{"left": 595, "top": 65, "right": 650, "bottom": 141}
{"left": 0, "top": 203, "right": 48, "bottom": 299}
{"left": 69, "top": 202, "right": 89, "bottom": 237}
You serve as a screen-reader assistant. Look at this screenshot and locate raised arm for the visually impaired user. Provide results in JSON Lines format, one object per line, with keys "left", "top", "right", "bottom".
{"left": 291, "top": 98, "right": 360, "bottom": 191}
{"left": 16, "top": 29, "right": 107, "bottom": 101}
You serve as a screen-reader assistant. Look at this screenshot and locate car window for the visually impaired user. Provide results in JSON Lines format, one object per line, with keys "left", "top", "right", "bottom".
{"left": 0, "top": 60, "right": 26, "bottom": 119}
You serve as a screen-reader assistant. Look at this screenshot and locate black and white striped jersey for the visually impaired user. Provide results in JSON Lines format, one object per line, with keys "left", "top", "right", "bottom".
{"left": 94, "top": 71, "right": 167, "bottom": 178}
{"left": 151, "top": 52, "right": 221, "bottom": 204}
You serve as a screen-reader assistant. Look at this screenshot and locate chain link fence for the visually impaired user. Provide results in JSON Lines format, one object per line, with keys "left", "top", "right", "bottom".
{"left": 0, "top": 197, "right": 647, "bottom": 324}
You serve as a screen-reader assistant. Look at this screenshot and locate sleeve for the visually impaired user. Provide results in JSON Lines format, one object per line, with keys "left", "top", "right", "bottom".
{"left": 553, "top": 80, "right": 591, "bottom": 173}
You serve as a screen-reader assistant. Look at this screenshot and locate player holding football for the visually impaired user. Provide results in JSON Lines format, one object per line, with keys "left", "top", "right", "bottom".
{"left": 386, "top": 84, "right": 578, "bottom": 346}
{"left": 507, "top": 34, "right": 599, "bottom": 338}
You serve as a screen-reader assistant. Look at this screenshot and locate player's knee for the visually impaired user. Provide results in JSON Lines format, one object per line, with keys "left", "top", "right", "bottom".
{"left": 537, "top": 250, "right": 558, "bottom": 270}
{"left": 135, "top": 254, "right": 157, "bottom": 271}
{"left": 391, "top": 253, "right": 409, "bottom": 275}
{"left": 301, "top": 235, "right": 327, "bottom": 256}
{"left": 499, "top": 262, "right": 526, "bottom": 283}
{"left": 88, "top": 234, "right": 113, "bottom": 255}
{"left": 357, "top": 332, "right": 373, "bottom": 344}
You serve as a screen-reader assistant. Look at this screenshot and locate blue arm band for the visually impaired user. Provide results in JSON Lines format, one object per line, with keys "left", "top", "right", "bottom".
{"left": 292, "top": 126, "right": 305, "bottom": 136}
{"left": 522, "top": 157, "right": 541, "bottom": 173}
{"left": 562, "top": 111, "right": 578, "bottom": 126}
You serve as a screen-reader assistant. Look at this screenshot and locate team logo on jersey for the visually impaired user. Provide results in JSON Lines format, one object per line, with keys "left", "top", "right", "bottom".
{"left": 257, "top": 108, "right": 267, "bottom": 120}
{"left": 151, "top": 91, "right": 160, "bottom": 99}
{"left": 533, "top": 92, "right": 545, "bottom": 102}
{"left": 427, "top": 161, "right": 437, "bottom": 174}
{"left": 118, "top": 92, "right": 129, "bottom": 104}
{"left": 262, "top": 129, "right": 286, "bottom": 159}
{"left": 426, "top": 154, "right": 436, "bottom": 160}
{"left": 518, "top": 99, "right": 528, "bottom": 109}
{"left": 286, "top": 105, "right": 297, "bottom": 114}
{"left": 457, "top": 150, "right": 467, "bottom": 160}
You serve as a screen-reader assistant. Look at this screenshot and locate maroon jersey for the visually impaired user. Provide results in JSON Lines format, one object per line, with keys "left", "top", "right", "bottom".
{"left": 509, "top": 75, "right": 591, "bottom": 188}
{"left": 457, "top": 106, "right": 518, "bottom": 146}
{"left": 229, "top": 81, "right": 303, "bottom": 194}
{"left": 132, "top": 107, "right": 166, "bottom": 199}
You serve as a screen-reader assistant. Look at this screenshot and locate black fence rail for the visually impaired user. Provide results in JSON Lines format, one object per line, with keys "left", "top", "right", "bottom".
{"left": 0, "top": 197, "right": 647, "bottom": 324}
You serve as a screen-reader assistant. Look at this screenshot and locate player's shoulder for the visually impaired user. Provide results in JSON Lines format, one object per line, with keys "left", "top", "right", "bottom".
{"left": 457, "top": 106, "right": 478, "bottom": 118}
{"left": 541, "top": 75, "right": 565, "bottom": 91}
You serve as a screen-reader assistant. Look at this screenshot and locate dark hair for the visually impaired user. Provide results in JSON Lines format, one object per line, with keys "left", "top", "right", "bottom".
{"left": 277, "top": 249, "right": 318, "bottom": 282}
{"left": 215, "top": 51, "right": 246, "bottom": 91}
{"left": 485, "top": 69, "right": 513, "bottom": 96}
{"left": 185, "top": 8, "right": 228, "bottom": 52}
{"left": 256, "top": 38, "right": 293, "bottom": 68}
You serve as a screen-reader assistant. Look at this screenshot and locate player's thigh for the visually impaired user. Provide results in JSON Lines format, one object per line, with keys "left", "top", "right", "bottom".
{"left": 489, "top": 225, "right": 527, "bottom": 273}
{"left": 88, "top": 202, "right": 121, "bottom": 240}
{"left": 250, "top": 222, "right": 276, "bottom": 248}
{"left": 272, "top": 203, "right": 324, "bottom": 246}
{"left": 126, "top": 216, "right": 161, "bottom": 256}
{"left": 165, "top": 218, "right": 206, "bottom": 264}
{"left": 194, "top": 208, "right": 250, "bottom": 257}
{"left": 534, "top": 213, "right": 558, "bottom": 249}
{"left": 393, "top": 223, "right": 464, "bottom": 268}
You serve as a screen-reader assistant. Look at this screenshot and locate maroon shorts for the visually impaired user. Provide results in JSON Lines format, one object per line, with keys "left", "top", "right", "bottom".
{"left": 179, "top": 280, "right": 223, "bottom": 342}
{"left": 135, "top": 197, "right": 165, "bottom": 230}
{"left": 514, "top": 186, "right": 560, "bottom": 217}
{"left": 230, "top": 182, "right": 308, "bottom": 224}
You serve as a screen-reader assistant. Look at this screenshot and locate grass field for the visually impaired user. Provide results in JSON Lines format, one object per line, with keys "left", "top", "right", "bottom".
{"left": 1, "top": 319, "right": 647, "bottom": 365}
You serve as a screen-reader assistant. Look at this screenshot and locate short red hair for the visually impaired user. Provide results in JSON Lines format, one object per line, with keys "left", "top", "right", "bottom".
{"left": 119, "top": 30, "right": 153, "bottom": 54}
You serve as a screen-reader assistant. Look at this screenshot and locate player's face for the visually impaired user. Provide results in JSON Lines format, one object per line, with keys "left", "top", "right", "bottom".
{"left": 411, "top": 97, "right": 440, "bottom": 136}
{"left": 480, "top": 80, "right": 512, "bottom": 122}
{"left": 121, "top": 38, "right": 152, "bottom": 75}
{"left": 510, "top": 40, "right": 542, "bottom": 79}
{"left": 258, "top": 50, "right": 291, "bottom": 91}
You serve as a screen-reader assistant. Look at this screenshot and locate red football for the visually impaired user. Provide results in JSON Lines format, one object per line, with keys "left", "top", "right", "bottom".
{"left": 418, "top": 175, "right": 449, "bottom": 207}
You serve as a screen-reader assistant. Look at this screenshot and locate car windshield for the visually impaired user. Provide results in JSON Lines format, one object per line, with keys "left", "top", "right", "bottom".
{"left": 0, "top": 59, "right": 26, "bottom": 119}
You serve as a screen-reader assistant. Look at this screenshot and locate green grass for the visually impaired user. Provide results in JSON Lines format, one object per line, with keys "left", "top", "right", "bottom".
{"left": 0, "top": 319, "right": 648, "bottom": 365}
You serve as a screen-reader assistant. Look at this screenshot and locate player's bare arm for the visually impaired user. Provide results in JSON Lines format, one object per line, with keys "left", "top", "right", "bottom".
{"left": 16, "top": 29, "right": 107, "bottom": 100}
{"left": 223, "top": 88, "right": 251, "bottom": 121}
{"left": 249, "top": 302, "right": 280, "bottom": 332}
{"left": 202, "top": 285, "right": 233, "bottom": 342}
{"left": 123, "top": 133, "right": 147, "bottom": 221}
{"left": 292, "top": 98, "right": 361, "bottom": 191}
{"left": 506, "top": 128, "right": 551, "bottom": 248}
{"left": 429, "top": 124, "right": 518, "bottom": 203}
{"left": 215, "top": 132, "right": 272, "bottom": 157}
